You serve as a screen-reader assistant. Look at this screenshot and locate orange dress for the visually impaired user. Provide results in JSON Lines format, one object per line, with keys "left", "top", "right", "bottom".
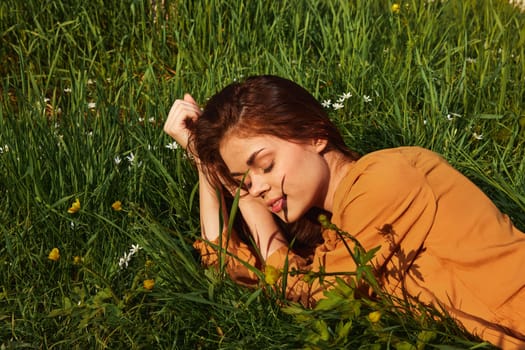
{"left": 194, "top": 146, "right": 525, "bottom": 349}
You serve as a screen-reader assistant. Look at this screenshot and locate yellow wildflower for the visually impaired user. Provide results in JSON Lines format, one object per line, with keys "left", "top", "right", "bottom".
{"left": 143, "top": 279, "right": 155, "bottom": 290}
{"left": 368, "top": 310, "right": 382, "bottom": 323}
{"left": 73, "top": 255, "right": 83, "bottom": 265}
{"left": 264, "top": 265, "right": 282, "bottom": 285}
{"left": 67, "top": 198, "right": 81, "bottom": 214}
{"left": 391, "top": 3, "right": 400, "bottom": 13}
{"left": 48, "top": 248, "right": 60, "bottom": 261}
{"left": 111, "top": 200, "right": 122, "bottom": 211}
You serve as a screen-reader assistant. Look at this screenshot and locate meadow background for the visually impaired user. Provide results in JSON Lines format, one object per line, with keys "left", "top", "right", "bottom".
{"left": 1, "top": 0, "right": 524, "bottom": 348}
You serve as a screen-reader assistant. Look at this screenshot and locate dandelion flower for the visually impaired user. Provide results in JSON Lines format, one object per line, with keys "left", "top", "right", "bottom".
{"left": 48, "top": 248, "right": 60, "bottom": 261}
{"left": 67, "top": 198, "right": 81, "bottom": 214}
{"left": 143, "top": 279, "right": 155, "bottom": 290}
{"left": 332, "top": 102, "right": 344, "bottom": 110}
{"left": 111, "top": 200, "right": 122, "bottom": 211}
{"left": 321, "top": 99, "right": 331, "bottom": 108}
{"left": 391, "top": 3, "right": 400, "bottom": 13}
{"left": 264, "top": 265, "right": 282, "bottom": 285}
{"left": 73, "top": 256, "right": 83, "bottom": 265}
{"left": 368, "top": 311, "right": 382, "bottom": 323}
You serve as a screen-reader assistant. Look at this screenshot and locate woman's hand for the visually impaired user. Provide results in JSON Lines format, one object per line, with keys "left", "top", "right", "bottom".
{"left": 163, "top": 94, "right": 201, "bottom": 150}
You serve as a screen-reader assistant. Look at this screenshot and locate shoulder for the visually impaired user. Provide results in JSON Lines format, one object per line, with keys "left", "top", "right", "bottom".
{"left": 347, "top": 146, "right": 438, "bottom": 191}
{"left": 333, "top": 147, "right": 439, "bottom": 216}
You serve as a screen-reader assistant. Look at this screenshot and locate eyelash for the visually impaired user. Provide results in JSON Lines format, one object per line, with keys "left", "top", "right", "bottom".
{"left": 236, "top": 161, "right": 274, "bottom": 190}
{"left": 263, "top": 161, "right": 274, "bottom": 174}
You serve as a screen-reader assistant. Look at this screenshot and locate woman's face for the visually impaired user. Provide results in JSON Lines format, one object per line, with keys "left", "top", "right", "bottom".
{"left": 219, "top": 134, "right": 330, "bottom": 223}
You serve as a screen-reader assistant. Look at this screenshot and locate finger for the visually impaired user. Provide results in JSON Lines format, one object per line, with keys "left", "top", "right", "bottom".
{"left": 183, "top": 93, "right": 198, "bottom": 106}
{"left": 166, "top": 100, "right": 200, "bottom": 126}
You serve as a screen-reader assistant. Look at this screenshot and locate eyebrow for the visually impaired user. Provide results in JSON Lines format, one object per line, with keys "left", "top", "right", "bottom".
{"left": 230, "top": 148, "right": 265, "bottom": 176}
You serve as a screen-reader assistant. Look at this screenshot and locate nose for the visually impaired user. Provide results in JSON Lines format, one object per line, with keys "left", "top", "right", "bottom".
{"left": 248, "top": 174, "right": 269, "bottom": 198}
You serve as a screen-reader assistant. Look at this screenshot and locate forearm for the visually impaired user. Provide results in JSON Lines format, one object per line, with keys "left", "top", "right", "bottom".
{"left": 198, "top": 169, "right": 226, "bottom": 242}
{"left": 198, "top": 166, "right": 287, "bottom": 260}
{"left": 238, "top": 199, "right": 287, "bottom": 260}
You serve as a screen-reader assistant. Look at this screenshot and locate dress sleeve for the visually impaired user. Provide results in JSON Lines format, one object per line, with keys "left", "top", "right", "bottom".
{"left": 193, "top": 228, "right": 262, "bottom": 287}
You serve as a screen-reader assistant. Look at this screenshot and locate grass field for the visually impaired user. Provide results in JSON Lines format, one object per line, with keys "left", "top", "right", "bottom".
{"left": 1, "top": 0, "right": 524, "bottom": 348}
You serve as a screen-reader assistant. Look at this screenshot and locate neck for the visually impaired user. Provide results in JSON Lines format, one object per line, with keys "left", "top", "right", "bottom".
{"left": 322, "top": 151, "right": 354, "bottom": 212}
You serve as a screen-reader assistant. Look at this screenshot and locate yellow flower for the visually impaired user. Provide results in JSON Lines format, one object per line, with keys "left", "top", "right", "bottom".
{"left": 264, "top": 265, "right": 282, "bottom": 285}
{"left": 391, "top": 3, "right": 400, "bottom": 13}
{"left": 73, "top": 255, "right": 82, "bottom": 265}
{"left": 368, "top": 311, "right": 382, "bottom": 323}
{"left": 67, "top": 198, "right": 81, "bottom": 214}
{"left": 111, "top": 200, "right": 122, "bottom": 211}
{"left": 143, "top": 279, "right": 155, "bottom": 290}
{"left": 48, "top": 248, "right": 60, "bottom": 261}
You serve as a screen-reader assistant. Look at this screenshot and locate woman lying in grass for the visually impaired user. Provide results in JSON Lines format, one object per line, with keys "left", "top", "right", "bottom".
{"left": 163, "top": 75, "right": 525, "bottom": 349}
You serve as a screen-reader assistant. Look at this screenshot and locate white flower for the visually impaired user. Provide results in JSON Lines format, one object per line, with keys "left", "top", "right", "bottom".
{"left": 63, "top": 87, "right": 72, "bottom": 93}
{"left": 114, "top": 156, "right": 122, "bottom": 165}
{"left": 321, "top": 99, "right": 332, "bottom": 108}
{"left": 87, "top": 79, "right": 95, "bottom": 85}
{"left": 44, "top": 97, "right": 50, "bottom": 103}
{"left": 337, "top": 96, "right": 345, "bottom": 103}
{"left": 332, "top": 102, "right": 344, "bottom": 110}
{"left": 138, "top": 117, "right": 145, "bottom": 123}
{"left": 130, "top": 244, "right": 142, "bottom": 255}
{"left": 472, "top": 132, "right": 483, "bottom": 140}
{"left": 363, "top": 95, "right": 372, "bottom": 103}
{"left": 118, "top": 244, "right": 143, "bottom": 269}
{"left": 423, "top": 119, "right": 428, "bottom": 125}
{"left": 466, "top": 57, "right": 477, "bottom": 63}
{"left": 118, "top": 252, "right": 132, "bottom": 269}
{"left": 126, "top": 152, "right": 136, "bottom": 164}
{"left": 148, "top": 117, "right": 155, "bottom": 123}
{"left": 165, "top": 141, "right": 179, "bottom": 150}
{"left": 0, "top": 145, "right": 8, "bottom": 154}
{"left": 87, "top": 102, "right": 96, "bottom": 109}
{"left": 445, "top": 112, "right": 461, "bottom": 121}
{"left": 340, "top": 92, "right": 352, "bottom": 100}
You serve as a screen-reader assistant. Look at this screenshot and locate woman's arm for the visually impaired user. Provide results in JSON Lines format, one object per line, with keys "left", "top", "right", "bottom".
{"left": 164, "top": 95, "right": 286, "bottom": 262}
{"left": 236, "top": 197, "right": 287, "bottom": 260}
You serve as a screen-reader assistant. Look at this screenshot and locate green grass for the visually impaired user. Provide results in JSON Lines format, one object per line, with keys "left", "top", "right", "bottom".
{"left": 0, "top": 0, "right": 524, "bottom": 348}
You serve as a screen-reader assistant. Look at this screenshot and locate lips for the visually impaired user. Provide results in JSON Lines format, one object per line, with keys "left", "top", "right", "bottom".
{"left": 268, "top": 197, "right": 285, "bottom": 213}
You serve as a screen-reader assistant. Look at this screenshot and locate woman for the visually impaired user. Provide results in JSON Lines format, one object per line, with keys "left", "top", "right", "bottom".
{"left": 163, "top": 75, "right": 525, "bottom": 349}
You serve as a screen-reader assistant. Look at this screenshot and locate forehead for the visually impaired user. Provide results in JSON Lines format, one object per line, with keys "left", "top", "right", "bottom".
{"left": 219, "top": 134, "right": 281, "bottom": 163}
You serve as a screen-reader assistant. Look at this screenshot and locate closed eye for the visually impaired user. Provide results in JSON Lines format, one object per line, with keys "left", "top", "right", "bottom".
{"left": 263, "top": 161, "right": 274, "bottom": 174}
